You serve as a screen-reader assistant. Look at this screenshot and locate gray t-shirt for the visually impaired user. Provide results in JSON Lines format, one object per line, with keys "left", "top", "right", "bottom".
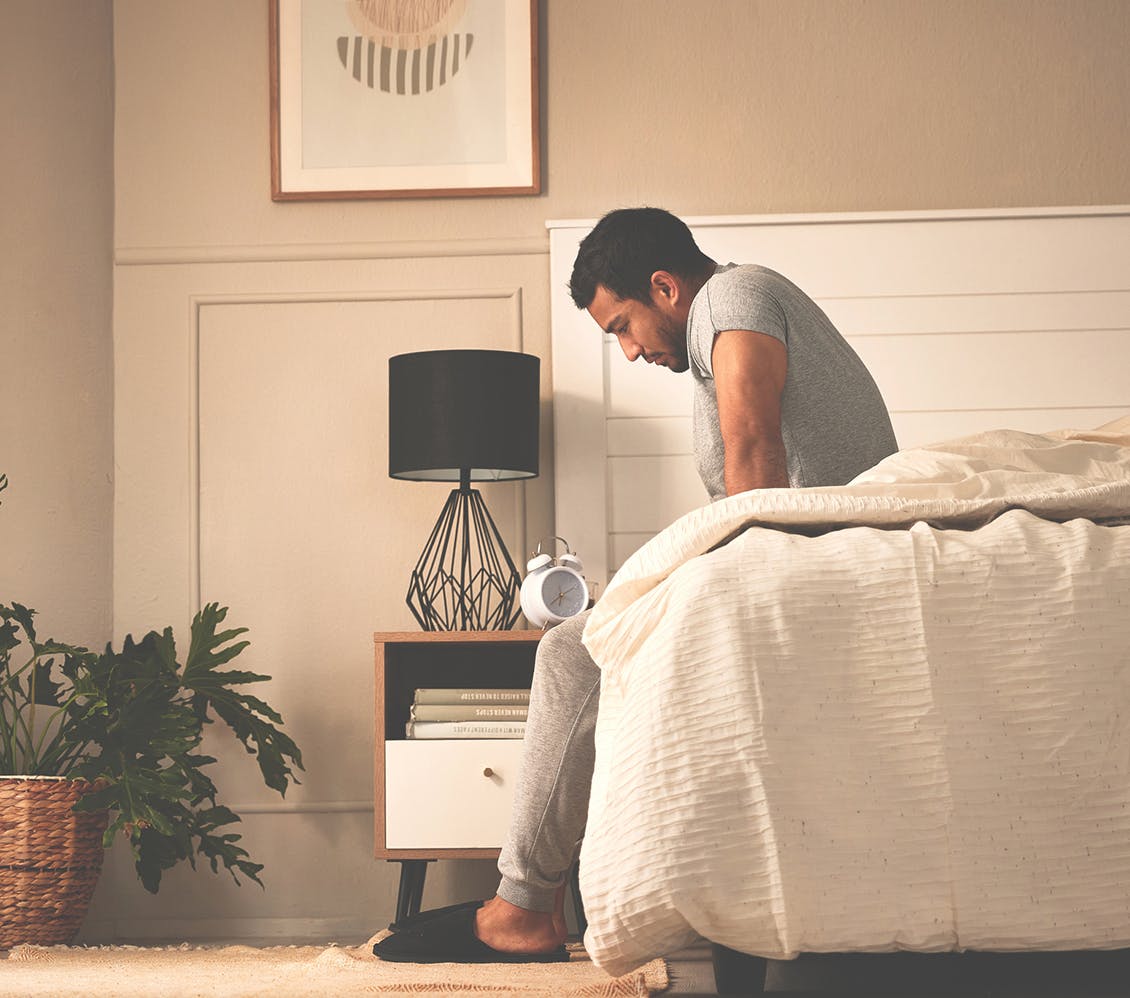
{"left": 688, "top": 264, "right": 897, "bottom": 498}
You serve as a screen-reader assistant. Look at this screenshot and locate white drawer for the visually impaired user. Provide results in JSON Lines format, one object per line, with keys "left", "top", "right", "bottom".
{"left": 384, "top": 739, "right": 526, "bottom": 849}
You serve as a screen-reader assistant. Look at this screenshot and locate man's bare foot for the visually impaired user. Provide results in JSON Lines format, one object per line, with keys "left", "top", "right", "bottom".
{"left": 474, "top": 895, "right": 567, "bottom": 954}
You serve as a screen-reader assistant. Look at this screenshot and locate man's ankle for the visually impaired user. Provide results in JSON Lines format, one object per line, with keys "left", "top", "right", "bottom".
{"left": 475, "top": 896, "right": 566, "bottom": 952}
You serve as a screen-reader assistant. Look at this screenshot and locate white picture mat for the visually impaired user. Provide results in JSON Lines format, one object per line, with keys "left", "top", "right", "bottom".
{"left": 275, "top": 0, "right": 535, "bottom": 194}
{"left": 300, "top": 2, "right": 506, "bottom": 169}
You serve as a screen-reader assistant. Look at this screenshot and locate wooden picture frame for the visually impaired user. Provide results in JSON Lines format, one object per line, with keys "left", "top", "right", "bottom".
{"left": 270, "top": 0, "right": 540, "bottom": 201}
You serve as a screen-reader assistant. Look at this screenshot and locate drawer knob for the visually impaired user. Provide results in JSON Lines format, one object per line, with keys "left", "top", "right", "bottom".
{"left": 482, "top": 767, "right": 494, "bottom": 778}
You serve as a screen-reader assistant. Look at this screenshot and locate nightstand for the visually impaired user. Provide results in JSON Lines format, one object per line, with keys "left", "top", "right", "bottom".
{"left": 374, "top": 630, "right": 542, "bottom": 921}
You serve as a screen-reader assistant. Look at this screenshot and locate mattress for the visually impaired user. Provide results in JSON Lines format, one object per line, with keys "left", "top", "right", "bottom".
{"left": 578, "top": 417, "right": 1130, "bottom": 975}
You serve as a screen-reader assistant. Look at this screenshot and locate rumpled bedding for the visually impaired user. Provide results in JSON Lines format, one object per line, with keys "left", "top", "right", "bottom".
{"left": 579, "top": 416, "right": 1130, "bottom": 976}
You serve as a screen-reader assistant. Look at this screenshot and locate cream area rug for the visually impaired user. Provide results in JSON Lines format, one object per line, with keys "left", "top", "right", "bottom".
{"left": 0, "top": 932, "right": 668, "bottom": 997}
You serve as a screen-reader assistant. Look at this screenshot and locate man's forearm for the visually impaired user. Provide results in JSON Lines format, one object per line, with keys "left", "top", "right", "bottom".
{"left": 723, "top": 437, "right": 789, "bottom": 495}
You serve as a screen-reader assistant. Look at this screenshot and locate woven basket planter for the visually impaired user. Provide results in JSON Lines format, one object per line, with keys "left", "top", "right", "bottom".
{"left": 0, "top": 775, "right": 108, "bottom": 948}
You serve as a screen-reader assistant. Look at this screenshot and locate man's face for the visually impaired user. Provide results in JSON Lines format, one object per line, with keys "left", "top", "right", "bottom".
{"left": 586, "top": 283, "right": 690, "bottom": 373}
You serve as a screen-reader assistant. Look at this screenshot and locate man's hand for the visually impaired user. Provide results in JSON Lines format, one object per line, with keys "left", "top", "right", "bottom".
{"left": 711, "top": 329, "right": 789, "bottom": 495}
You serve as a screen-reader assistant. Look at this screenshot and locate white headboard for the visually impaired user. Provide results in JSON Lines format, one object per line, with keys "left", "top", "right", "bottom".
{"left": 548, "top": 207, "right": 1130, "bottom": 588}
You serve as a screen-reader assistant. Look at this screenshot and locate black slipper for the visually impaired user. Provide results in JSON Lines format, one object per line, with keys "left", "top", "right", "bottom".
{"left": 387, "top": 899, "right": 483, "bottom": 932}
{"left": 372, "top": 906, "right": 569, "bottom": 964}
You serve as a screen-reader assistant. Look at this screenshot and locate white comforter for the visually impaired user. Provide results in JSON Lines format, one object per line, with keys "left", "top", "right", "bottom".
{"left": 579, "top": 417, "right": 1130, "bottom": 975}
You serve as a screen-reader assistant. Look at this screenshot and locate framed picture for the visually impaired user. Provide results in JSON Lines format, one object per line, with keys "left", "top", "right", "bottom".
{"left": 270, "top": 0, "right": 540, "bottom": 201}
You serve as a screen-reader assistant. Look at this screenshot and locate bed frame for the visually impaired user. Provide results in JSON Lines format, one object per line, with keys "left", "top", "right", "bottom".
{"left": 548, "top": 206, "right": 1130, "bottom": 593}
{"left": 711, "top": 945, "right": 1130, "bottom": 994}
{"left": 548, "top": 207, "right": 1130, "bottom": 994}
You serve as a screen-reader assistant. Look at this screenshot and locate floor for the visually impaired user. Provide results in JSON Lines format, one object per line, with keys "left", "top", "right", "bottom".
{"left": 15, "top": 936, "right": 1128, "bottom": 996}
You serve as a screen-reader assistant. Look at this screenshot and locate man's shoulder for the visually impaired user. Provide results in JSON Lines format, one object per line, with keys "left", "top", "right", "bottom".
{"left": 706, "top": 264, "right": 828, "bottom": 325}
{"left": 706, "top": 263, "right": 784, "bottom": 292}
{"left": 687, "top": 265, "right": 793, "bottom": 377}
{"left": 697, "top": 264, "right": 795, "bottom": 326}
{"left": 701, "top": 264, "right": 798, "bottom": 311}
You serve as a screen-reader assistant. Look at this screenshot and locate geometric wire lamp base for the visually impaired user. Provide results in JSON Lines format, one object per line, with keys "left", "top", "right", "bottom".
{"left": 406, "top": 486, "right": 522, "bottom": 631}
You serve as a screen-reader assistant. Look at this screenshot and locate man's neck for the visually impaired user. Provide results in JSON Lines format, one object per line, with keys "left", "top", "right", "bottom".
{"left": 685, "top": 259, "right": 719, "bottom": 300}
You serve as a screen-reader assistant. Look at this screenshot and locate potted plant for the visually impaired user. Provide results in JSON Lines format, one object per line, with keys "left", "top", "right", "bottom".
{"left": 0, "top": 591, "right": 303, "bottom": 947}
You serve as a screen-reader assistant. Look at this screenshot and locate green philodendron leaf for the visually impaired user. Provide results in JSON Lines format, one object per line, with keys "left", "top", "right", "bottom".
{"left": 127, "top": 797, "right": 264, "bottom": 893}
{"left": 182, "top": 754, "right": 219, "bottom": 805}
{"left": 134, "top": 825, "right": 193, "bottom": 894}
{"left": 37, "top": 638, "right": 95, "bottom": 660}
{"left": 11, "top": 601, "right": 302, "bottom": 895}
{"left": 208, "top": 698, "right": 303, "bottom": 795}
{"left": 29, "top": 660, "right": 63, "bottom": 706}
{"left": 196, "top": 804, "right": 240, "bottom": 827}
{"left": 3, "top": 603, "right": 37, "bottom": 645}
{"left": 0, "top": 617, "right": 20, "bottom": 660}
{"left": 72, "top": 781, "right": 126, "bottom": 814}
{"left": 115, "top": 631, "right": 179, "bottom": 685}
{"left": 194, "top": 667, "right": 274, "bottom": 690}
{"left": 226, "top": 690, "right": 285, "bottom": 726}
{"left": 183, "top": 606, "right": 250, "bottom": 677}
{"left": 192, "top": 811, "right": 264, "bottom": 887}
{"left": 181, "top": 604, "right": 303, "bottom": 795}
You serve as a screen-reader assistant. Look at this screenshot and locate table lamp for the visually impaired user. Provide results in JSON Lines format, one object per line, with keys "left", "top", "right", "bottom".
{"left": 388, "top": 349, "right": 539, "bottom": 630}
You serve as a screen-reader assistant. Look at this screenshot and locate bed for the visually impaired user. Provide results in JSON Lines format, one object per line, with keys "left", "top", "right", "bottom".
{"left": 574, "top": 419, "right": 1130, "bottom": 989}
{"left": 547, "top": 208, "right": 1130, "bottom": 990}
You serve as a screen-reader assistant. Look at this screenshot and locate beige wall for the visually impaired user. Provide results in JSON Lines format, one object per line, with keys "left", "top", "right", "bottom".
{"left": 114, "top": 0, "right": 1130, "bottom": 254}
{"left": 7, "top": 0, "right": 1129, "bottom": 944}
{"left": 0, "top": 1, "right": 114, "bottom": 648}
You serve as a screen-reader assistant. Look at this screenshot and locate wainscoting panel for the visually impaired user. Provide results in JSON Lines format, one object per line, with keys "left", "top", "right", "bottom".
{"left": 195, "top": 292, "right": 524, "bottom": 805}
{"left": 81, "top": 807, "right": 501, "bottom": 943}
{"left": 103, "top": 249, "right": 552, "bottom": 942}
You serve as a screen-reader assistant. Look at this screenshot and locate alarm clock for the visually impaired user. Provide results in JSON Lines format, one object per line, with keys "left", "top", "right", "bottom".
{"left": 520, "top": 536, "right": 590, "bottom": 628}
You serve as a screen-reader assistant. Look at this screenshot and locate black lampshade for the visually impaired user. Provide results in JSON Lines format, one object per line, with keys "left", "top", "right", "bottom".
{"left": 388, "top": 350, "right": 540, "bottom": 482}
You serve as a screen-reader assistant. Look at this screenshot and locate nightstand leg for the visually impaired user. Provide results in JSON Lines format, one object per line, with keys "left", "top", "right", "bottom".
{"left": 393, "top": 860, "right": 431, "bottom": 922}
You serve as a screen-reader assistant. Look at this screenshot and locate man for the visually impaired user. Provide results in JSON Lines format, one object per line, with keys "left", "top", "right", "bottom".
{"left": 374, "top": 208, "right": 897, "bottom": 964}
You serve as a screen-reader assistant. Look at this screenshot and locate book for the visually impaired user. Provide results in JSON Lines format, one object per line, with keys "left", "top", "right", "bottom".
{"left": 412, "top": 687, "right": 531, "bottom": 706}
{"left": 409, "top": 704, "right": 529, "bottom": 722}
{"left": 405, "top": 720, "right": 527, "bottom": 740}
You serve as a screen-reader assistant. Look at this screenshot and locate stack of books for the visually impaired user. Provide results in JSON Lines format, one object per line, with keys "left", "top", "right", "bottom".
{"left": 405, "top": 687, "right": 530, "bottom": 739}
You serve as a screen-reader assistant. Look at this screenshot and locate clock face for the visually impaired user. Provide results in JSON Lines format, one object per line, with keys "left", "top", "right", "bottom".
{"left": 540, "top": 567, "right": 588, "bottom": 619}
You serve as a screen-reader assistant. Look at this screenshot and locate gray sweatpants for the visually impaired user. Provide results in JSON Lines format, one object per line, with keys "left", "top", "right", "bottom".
{"left": 496, "top": 611, "right": 599, "bottom": 912}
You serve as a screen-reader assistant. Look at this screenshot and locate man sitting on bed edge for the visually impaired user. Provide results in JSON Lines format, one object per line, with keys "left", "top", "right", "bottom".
{"left": 373, "top": 206, "right": 899, "bottom": 964}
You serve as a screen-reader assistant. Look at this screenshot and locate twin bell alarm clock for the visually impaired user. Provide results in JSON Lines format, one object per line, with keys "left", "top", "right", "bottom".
{"left": 520, "top": 536, "right": 589, "bottom": 628}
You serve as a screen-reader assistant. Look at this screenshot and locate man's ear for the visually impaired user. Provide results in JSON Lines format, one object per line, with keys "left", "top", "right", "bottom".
{"left": 649, "top": 270, "right": 680, "bottom": 306}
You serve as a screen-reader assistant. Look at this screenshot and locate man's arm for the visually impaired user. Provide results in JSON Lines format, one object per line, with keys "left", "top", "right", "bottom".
{"left": 711, "top": 329, "right": 789, "bottom": 495}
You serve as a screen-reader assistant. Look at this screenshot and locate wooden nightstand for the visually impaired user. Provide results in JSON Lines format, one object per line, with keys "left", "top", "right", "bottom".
{"left": 374, "top": 630, "right": 542, "bottom": 921}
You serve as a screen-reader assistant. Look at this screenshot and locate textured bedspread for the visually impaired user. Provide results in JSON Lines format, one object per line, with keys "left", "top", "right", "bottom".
{"left": 579, "top": 417, "right": 1130, "bottom": 975}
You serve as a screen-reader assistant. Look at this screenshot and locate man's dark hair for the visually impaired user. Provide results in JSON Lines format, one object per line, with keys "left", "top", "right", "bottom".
{"left": 568, "top": 207, "right": 713, "bottom": 309}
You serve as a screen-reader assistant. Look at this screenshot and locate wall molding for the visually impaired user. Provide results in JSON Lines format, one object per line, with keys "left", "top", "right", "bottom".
{"left": 81, "top": 914, "right": 377, "bottom": 943}
{"left": 227, "top": 800, "right": 372, "bottom": 815}
{"left": 116, "top": 236, "right": 549, "bottom": 266}
{"left": 188, "top": 288, "right": 526, "bottom": 610}
{"left": 547, "top": 203, "right": 1130, "bottom": 231}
